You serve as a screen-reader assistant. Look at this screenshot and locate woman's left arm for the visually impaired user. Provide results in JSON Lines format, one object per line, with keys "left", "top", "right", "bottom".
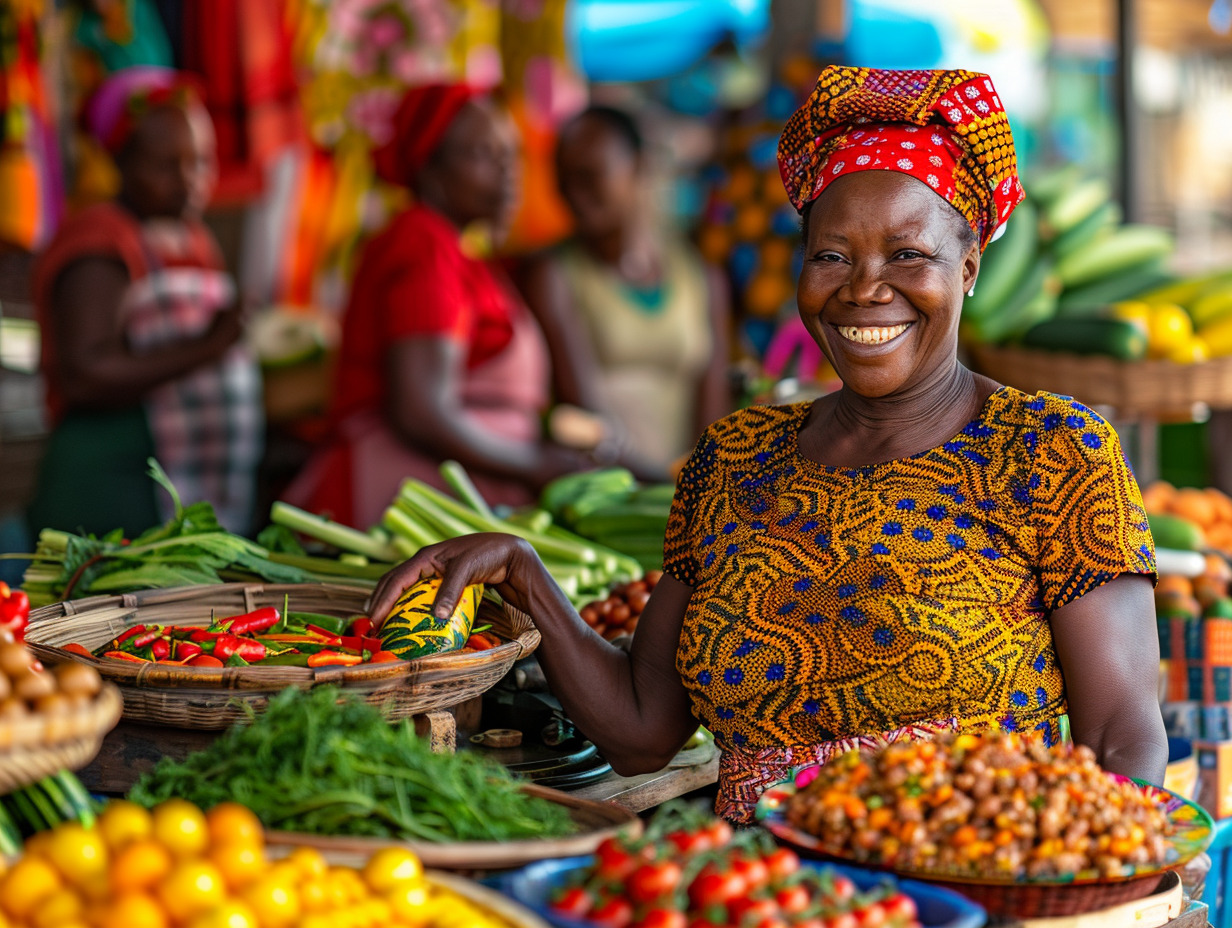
{"left": 694, "top": 264, "right": 731, "bottom": 437}
{"left": 1049, "top": 573, "right": 1168, "bottom": 785}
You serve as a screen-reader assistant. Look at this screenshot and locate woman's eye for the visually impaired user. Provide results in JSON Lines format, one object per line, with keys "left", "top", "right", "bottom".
{"left": 895, "top": 249, "right": 926, "bottom": 260}
{"left": 813, "top": 252, "right": 844, "bottom": 263}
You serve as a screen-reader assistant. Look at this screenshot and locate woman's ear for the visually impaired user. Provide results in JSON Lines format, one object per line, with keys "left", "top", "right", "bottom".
{"left": 962, "top": 244, "right": 980, "bottom": 296}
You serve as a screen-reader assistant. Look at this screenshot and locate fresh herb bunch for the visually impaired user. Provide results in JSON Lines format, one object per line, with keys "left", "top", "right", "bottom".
{"left": 128, "top": 686, "right": 577, "bottom": 843}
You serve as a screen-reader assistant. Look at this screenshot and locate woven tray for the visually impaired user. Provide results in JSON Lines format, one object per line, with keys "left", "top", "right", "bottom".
{"left": 266, "top": 784, "right": 642, "bottom": 872}
{"left": 0, "top": 684, "right": 122, "bottom": 792}
{"left": 24, "top": 583, "right": 539, "bottom": 730}
{"left": 969, "top": 343, "right": 1232, "bottom": 416}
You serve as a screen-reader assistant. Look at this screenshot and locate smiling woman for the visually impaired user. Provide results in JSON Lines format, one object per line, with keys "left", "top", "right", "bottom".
{"left": 368, "top": 67, "right": 1168, "bottom": 825}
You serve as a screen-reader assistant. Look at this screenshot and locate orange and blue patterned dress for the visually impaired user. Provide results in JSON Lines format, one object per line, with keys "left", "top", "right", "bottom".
{"left": 663, "top": 387, "right": 1156, "bottom": 823}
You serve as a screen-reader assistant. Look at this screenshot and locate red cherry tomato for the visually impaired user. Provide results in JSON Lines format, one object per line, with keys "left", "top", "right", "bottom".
{"left": 795, "top": 919, "right": 825, "bottom": 928}
{"left": 689, "top": 868, "right": 748, "bottom": 908}
{"left": 629, "top": 861, "right": 683, "bottom": 904}
{"left": 824, "top": 915, "right": 859, "bottom": 928}
{"left": 881, "top": 894, "right": 918, "bottom": 923}
{"left": 591, "top": 897, "right": 635, "bottom": 928}
{"left": 635, "top": 909, "right": 688, "bottom": 928}
{"left": 774, "top": 883, "right": 811, "bottom": 914}
{"left": 731, "top": 855, "right": 770, "bottom": 890}
{"left": 728, "top": 897, "right": 779, "bottom": 924}
{"left": 665, "top": 829, "right": 711, "bottom": 856}
{"left": 704, "top": 820, "right": 733, "bottom": 848}
{"left": 595, "top": 838, "right": 639, "bottom": 881}
{"left": 764, "top": 847, "right": 800, "bottom": 882}
{"left": 752, "top": 919, "right": 789, "bottom": 928}
{"left": 550, "top": 887, "right": 594, "bottom": 919}
{"left": 854, "top": 903, "right": 888, "bottom": 927}
{"left": 830, "top": 875, "right": 856, "bottom": 902}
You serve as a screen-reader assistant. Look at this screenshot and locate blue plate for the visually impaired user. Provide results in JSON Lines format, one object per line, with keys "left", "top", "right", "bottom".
{"left": 501, "top": 855, "right": 987, "bottom": 928}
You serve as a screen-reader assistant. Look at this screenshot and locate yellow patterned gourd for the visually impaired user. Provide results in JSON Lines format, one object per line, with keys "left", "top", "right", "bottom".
{"left": 380, "top": 578, "right": 483, "bottom": 660}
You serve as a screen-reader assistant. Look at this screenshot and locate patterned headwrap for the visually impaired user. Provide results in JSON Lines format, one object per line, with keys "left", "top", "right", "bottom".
{"left": 372, "top": 83, "right": 483, "bottom": 188}
{"left": 777, "top": 67, "right": 1025, "bottom": 251}
{"left": 81, "top": 66, "right": 203, "bottom": 156}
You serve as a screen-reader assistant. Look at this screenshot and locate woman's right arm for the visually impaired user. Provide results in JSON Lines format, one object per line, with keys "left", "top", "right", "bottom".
{"left": 369, "top": 534, "right": 699, "bottom": 774}
{"left": 51, "top": 257, "right": 242, "bottom": 410}
{"left": 386, "top": 335, "right": 591, "bottom": 490}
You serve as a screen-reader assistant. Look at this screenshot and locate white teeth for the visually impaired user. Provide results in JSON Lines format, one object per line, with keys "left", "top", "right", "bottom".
{"left": 837, "top": 323, "right": 911, "bottom": 346}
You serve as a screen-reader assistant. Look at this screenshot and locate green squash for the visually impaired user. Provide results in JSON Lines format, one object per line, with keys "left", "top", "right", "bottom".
{"left": 380, "top": 577, "right": 482, "bottom": 659}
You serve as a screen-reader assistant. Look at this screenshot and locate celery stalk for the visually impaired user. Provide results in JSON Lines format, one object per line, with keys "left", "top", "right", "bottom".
{"left": 439, "top": 460, "right": 495, "bottom": 519}
{"left": 270, "top": 502, "right": 399, "bottom": 562}
{"left": 381, "top": 507, "right": 442, "bottom": 551}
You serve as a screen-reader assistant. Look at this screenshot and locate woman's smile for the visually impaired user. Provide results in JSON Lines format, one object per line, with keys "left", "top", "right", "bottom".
{"left": 834, "top": 322, "right": 913, "bottom": 347}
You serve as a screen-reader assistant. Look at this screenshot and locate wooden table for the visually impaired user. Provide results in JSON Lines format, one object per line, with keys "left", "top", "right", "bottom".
{"left": 570, "top": 749, "right": 720, "bottom": 813}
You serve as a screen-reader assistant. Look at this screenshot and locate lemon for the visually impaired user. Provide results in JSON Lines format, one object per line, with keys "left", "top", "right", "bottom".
{"left": 1147, "top": 303, "right": 1195, "bottom": 358}
{"left": 1167, "top": 336, "right": 1211, "bottom": 364}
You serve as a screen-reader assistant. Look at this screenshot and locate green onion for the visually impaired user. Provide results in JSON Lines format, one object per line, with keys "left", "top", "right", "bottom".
{"left": 270, "top": 502, "right": 399, "bottom": 562}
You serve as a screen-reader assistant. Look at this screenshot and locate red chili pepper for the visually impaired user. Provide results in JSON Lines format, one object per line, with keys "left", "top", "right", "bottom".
{"left": 111, "top": 625, "right": 147, "bottom": 648}
{"left": 175, "top": 640, "right": 203, "bottom": 661}
{"left": 465, "top": 632, "right": 499, "bottom": 651}
{"left": 189, "top": 629, "right": 222, "bottom": 643}
{"left": 213, "top": 634, "right": 243, "bottom": 661}
{"left": 0, "top": 582, "right": 31, "bottom": 643}
{"left": 187, "top": 654, "right": 224, "bottom": 668}
{"left": 131, "top": 627, "right": 164, "bottom": 649}
{"left": 338, "top": 636, "right": 385, "bottom": 654}
{"left": 64, "top": 643, "right": 94, "bottom": 658}
{"left": 234, "top": 639, "right": 267, "bottom": 662}
{"left": 150, "top": 638, "right": 171, "bottom": 661}
{"left": 307, "top": 651, "right": 364, "bottom": 667}
{"left": 347, "top": 616, "right": 375, "bottom": 638}
{"left": 103, "top": 650, "right": 150, "bottom": 663}
{"left": 224, "top": 607, "right": 281, "bottom": 636}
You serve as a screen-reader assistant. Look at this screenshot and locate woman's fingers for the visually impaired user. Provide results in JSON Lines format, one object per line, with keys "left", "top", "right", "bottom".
{"left": 367, "top": 552, "right": 439, "bottom": 625}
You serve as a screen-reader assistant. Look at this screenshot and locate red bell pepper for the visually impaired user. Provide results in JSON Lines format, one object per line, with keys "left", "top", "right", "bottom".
{"left": 0, "top": 582, "right": 30, "bottom": 642}
{"left": 150, "top": 638, "right": 172, "bottom": 661}
{"left": 307, "top": 650, "right": 364, "bottom": 667}
{"left": 224, "top": 607, "right": 280, "bottom": 636}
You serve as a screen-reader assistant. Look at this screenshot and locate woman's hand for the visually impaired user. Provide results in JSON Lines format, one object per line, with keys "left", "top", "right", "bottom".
{"left": 368, "top": 533, "right": 541, "bottom": 628}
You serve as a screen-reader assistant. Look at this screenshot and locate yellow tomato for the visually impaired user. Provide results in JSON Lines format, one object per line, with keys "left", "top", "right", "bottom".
{"left": 156, "top": 860, "right": 224, "bottom": 924}
{"left": 110, "top": 838, "right": 173, "bottom": 894}
{"left": 98, "top": 800, "right": 154, "bottom": 850}
{"left": 285, "top": 846, "right": 329, "bottom": 880}
{"left": 209, "top": 842, "right": 265, "bottom": 892}
{"left": 240, "top": 878, "right": 301, "bottom": 928}
{"left": 29, "top": 887, "right": 84, "bottom": 928}
{"left": 186, "top": 900, "right": 257, "bottom": 928}
{"left": 0, "top": 856, "right": 63, "bottom": 918}
{"left": 363, "top": 847, "right": 423, "bottom": 894}
{"left": 46, "top": 822, "right": 109, "bottom": 885}
{"left": 204, "top": 802, "right": 264, "bottom": 849}
{"left": 96, "top": 892, "right": 169, "bottom": 928}
{"left": 1147, "top": 303, "right": 1194, "bottom": 358}
{"left": 151, "top": 799, "right": 209, "bottom": 859}
{"left": 385, "top": 882, "right": 430, "bottom": 921}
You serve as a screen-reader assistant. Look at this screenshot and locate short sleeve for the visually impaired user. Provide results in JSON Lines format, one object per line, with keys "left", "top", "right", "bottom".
{"left": 1029, "top": 394, "right": 1156, "bottom": 612}
{"left": 663, "top": 426, "right": 720, "bottom": 587}
{"left": 383, "top": 246, "right": 471, "bottom": 343}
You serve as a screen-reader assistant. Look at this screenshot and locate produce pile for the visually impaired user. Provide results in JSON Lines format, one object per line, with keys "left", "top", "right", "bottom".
{"left": 578, "top": 571, "right": 662, "bottom": 642}
{"left": 0, "top": 635, "right": 103, "bottom": 736}
{"left": 540, "top": 469, "right": 673, "bottom": 574}
{"left": 785, "top": 734, "right": 1173, "bottom": 880}
{"left": 1144, "top": 481, "right": 1232, "bottom": 561}
{"left": 129, "top": 686, "right": 577, "bottom": 844}
{"left": 962, "top": 165, "right": 1232, "bottom": 363}
{"left": 549, "top": 803, "right": 921, "bottom": 928}
{"left": 0, "top": 796, "right": 511, "bottom": 928}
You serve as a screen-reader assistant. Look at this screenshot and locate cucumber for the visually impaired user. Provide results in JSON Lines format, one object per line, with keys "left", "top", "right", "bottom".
{"left": 1020, "top": 318, "right": 1148, "bottom": 360}
{"left": 1042, "top": 177, "right": 1111, "bottom": 239}
{"left": 562, "top": 487, "right": 637, "bottom": 525}
{"left": 1049, "top": 200, "right": 1119, "bottom": 259}
{"left": 1147, "top": 513, "right": 1206, "bottom": 552}
{"left": 964, "top": 199, "right": 1039, "bottom": 322}
{"left": 5, "top": 787, "right": 49, "bottom": 835}
{"left": 967, "top": 255, "right": 1059, "bottom": 344}
{"left": 1055, "top": 225, "right": 1174, "bottom": 289}
{"left": 1055, "top": 261, "right": 1177, "bottom": 317}
{"left": 573, "top": 505, "right": 671, "bottom": 539}
{"left": 1026, "top": 164, "right": 1084, "bottom": 207}
{"left": 0, "top": 802, "right": 22, "bottom": 856}
{"left": 540, "top": 469, "right": 637, "bottom": 519}
{"left": 52, "top": 770, "right": 98, "bottom": 826}
{"left": 629, "top": 484, "right": 678, "bottom": 506}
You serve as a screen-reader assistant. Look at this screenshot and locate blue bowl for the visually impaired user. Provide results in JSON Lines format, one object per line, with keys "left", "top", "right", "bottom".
{"left": 501, "top": 855, "right": 987, "bottom": 928}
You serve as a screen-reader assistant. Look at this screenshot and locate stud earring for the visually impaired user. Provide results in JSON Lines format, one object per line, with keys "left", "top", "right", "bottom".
{"left": 967, "top": 286, "right": 975, "bottom": 297}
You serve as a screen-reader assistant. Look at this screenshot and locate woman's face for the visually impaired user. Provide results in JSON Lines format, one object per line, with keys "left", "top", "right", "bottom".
{"left": 421, "top": 99, "right": 518, "bottom": 227}
{"left": 120, "top": 103, "right": 217, "bottom": 220}
{"left": 556, "top": 118, "right": 640, "bottom": 240}
{"left": 797, "top": 171, "right": 979, "bottom": 398}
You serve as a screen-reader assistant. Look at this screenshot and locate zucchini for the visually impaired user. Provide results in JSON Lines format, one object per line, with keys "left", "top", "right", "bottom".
{"left": 1147, "top": 513, "right": 1205, "bottom": 552}
{"left": 1055, "top": 261, "right": 1176, "bottom": 317}
{"left": 963, "top": 199, "right": 1039, "bottom": 322}
{"left": 573, "top": 505, "right": 671, "bottom": 539}
{"left": 1055, "top": 225, "right": 1174, "bottom": 289}
{"left": 967, "top": 255, "right": 1058, "bottom": 344}
{"left": 1042, "top": 177, "right": 1111, "bottom": 239}
{"left": 1020, "top": 318, "right": 1148, "bottom": 360}
{"left": 1049, "top": 200, "right": 1119, "bottom": 259}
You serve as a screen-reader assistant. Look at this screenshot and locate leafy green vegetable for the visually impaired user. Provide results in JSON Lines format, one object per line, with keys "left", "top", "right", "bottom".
{"left": 128, "top": 687, "right": 576, "bottom": 843}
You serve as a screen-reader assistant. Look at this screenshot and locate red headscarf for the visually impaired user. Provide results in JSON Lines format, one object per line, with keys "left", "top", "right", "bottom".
{"left": 777, "top": 67, "right": 1025, "bottom": 251}
{"left": 371, "top": 83, "right": 483, "bottom": 187}
{"left": 81, "top": 66, "right": 204, "bottom": 156}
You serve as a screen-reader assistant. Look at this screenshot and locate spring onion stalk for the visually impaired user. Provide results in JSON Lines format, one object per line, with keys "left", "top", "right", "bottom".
{"left": 543, "top": 524, "right": 642, "bottom": 579}
{"left": 439, "top": 460, "right": 495, "bottom": 520}
{"left": 380, "top": 507, "right": 441, "bottom": 553}
{"left": 270, "top": 502, "right": 399, "bottom": 562}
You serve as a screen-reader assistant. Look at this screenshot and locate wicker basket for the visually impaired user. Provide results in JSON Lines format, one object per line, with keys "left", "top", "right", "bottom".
{"left": 0, "top": 685, "right": 122, "bottom": 792}
{"left": 925, "top": 870, "right": 1164, "bottom": 918}
{"left": 24, "top": 583, "right": 539, "bottom": 730}
{"left": 266, "top": 784, "right": 642, "bottom": 872}
{"left": 969, "top": 343, "right": 1232, "bottom": 416}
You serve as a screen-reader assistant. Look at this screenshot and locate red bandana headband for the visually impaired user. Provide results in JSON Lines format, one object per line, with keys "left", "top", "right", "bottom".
{"left": 372, "top": 83, "right": 483, "bottom": 188}
{"left": 777, "top": 67, "right": 1025, "bottom": 251}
